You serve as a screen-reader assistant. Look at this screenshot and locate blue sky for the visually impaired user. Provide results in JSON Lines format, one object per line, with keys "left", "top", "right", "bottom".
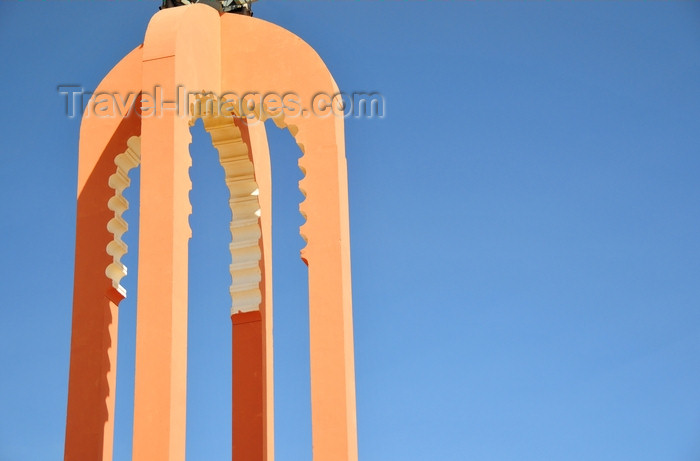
{"left": 2, "top": 1, "right": 700, "bottom": 460}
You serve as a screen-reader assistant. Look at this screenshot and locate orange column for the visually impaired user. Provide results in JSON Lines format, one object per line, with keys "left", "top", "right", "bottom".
{"left": 249, "top": 119, "right": 275, "bottom": 461}
{"left": 300, "top": 127, "right": 358, "bottom": 461}
{"left": 66, "top": 42, "right": 142, "bottom": 460}
{"left": 131, "top": 7, "right": 220, "bottom": 461}
{"left": 131, "top": 67, "right": 192, "bottom": 461}
{"left": 228, "top": 117, "right": 273, "bottom": 461}
{"left": 65, "top": 117, "right": 134, "bottom": 461}
{"left": 232, "top": 311, "right": 264, "bottom": 461}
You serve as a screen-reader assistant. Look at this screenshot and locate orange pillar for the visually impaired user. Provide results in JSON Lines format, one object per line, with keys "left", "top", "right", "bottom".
{"left": 65, "top": 122, "right": 128, "bottom": 461}
{"left": 203, "top": 112, "right": 273, "bottom": 461}
{"left": 232, "top": 311, "right": 264, "bottom": 460}
{"left": 131, "top": 98, "right": 191, "bottom": 461}
{"left": 222, "top": 117, "right": 273, "bottom": 461}
{"left": 130, "top": 7, "right": 221, "bottom": 461}
{"left": 65, "top": 46, "right": 143, "bottom": 461}
{"left": 299, "top": 126, "right": 357, "bottom": 461}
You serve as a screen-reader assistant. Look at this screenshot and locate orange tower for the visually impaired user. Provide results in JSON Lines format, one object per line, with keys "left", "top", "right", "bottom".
{"left": 64, "top": 5, "right": 357, "bottom": 461}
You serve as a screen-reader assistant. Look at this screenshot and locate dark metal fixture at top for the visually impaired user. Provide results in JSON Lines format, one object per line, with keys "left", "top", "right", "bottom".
{"left": 161, "top": 0, "right": 258, "bottom": 16}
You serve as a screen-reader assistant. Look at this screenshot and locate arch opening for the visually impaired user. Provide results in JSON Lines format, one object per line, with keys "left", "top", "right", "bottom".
{"left": 264, "top": 119, "right": 312, "bottom": 461}
{"left": 186, "top": 118, "right": 235, "bottom": 459}
{"left": 110, "top": 148, "right": 140, "bottom": 461}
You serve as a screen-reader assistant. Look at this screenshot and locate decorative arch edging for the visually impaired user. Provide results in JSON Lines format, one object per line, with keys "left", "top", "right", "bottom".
{"left": 106, "top": 136, "right": 141, "bottom": 297}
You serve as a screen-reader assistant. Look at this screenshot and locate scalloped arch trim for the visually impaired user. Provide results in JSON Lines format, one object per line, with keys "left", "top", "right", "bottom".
{"left": 106, "top": 136, "right": 141, "bottom": 297}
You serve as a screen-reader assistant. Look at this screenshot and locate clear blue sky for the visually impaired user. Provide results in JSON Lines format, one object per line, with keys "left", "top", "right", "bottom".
{"left": 2, "top": 1, "right": 700, "bottom": 460}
